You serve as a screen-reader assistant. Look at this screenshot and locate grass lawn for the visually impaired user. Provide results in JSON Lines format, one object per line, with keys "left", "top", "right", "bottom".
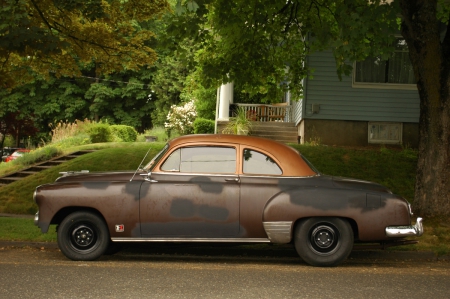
{"left": 0, "top": 141, "right": 448, "bottom": 255}
{"left": 0, "top": 142, "right": 164, "bottom": 214}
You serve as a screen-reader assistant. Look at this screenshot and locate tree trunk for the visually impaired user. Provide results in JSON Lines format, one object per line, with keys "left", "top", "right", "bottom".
{"left": 399, "top": 0, "right": 450, "bottom": 217}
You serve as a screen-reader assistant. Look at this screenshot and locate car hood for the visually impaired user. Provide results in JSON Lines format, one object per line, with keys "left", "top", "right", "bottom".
{"left": 55, "top": 171, "right": 145, "bottom": 183}
{"left": 330, "top": 176, "right": 393, "bottom": 194}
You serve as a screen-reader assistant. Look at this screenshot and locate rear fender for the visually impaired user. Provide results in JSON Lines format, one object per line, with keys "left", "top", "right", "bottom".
{"left": 262, "top": 189, "right": 410, "bottom": 242}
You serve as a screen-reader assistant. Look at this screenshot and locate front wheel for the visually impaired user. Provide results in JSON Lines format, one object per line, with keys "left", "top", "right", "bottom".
{"left": 294, "top": 217, "right": 353, "bottom": 267}
{"left": 57, "top": 211, "right": 110, "bottom": 261}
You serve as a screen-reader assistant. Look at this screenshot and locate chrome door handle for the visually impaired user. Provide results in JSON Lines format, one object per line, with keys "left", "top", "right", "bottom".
{"left": 225, "top": 178, "right": 240, "bottom": 182}
{"left": 145, "top": 177, "right": 158, "bottom": 183}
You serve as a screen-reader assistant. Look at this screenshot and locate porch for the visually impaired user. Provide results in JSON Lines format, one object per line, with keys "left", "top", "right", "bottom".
{"left": 218, "top": 103, "right": 298, "bottom": 143}
{"left": 232, "top": 103, "right": 293, "bottom": 123}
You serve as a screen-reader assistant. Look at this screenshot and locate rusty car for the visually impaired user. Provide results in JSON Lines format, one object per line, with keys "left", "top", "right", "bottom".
{"left": 34, "top": 134, "right": 423, "bottom": 266}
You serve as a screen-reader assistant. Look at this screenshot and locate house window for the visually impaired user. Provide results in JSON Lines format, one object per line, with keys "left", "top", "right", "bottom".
{"left": 353, "top": 38, "right": 416, "bottom": 89}
{"left": 368, "top": 122, "right": 402, "bottom": 144}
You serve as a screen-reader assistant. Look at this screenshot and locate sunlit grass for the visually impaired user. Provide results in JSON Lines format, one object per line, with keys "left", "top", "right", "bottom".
{"left": 0, "top": 142, "right": 165, "bottom": 214}
{"left": 0, "top": 217, "right": 57, "bottom": 242}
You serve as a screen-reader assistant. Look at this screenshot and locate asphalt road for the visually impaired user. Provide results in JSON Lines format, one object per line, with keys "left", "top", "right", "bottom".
{"left": 0, "top": 244, "right": 449, "bottom": 299}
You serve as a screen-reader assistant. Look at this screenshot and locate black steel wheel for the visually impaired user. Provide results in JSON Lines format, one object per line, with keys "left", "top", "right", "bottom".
{"left": 57, "top": 211, "right": 109, "bottom": 261}
{"left": 294, "top": 217, "right": 353, "bottom": 267}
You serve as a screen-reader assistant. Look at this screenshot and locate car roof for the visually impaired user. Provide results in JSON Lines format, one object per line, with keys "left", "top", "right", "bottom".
{"left": 166, "top": 134, "right": 317, "bottom": 177}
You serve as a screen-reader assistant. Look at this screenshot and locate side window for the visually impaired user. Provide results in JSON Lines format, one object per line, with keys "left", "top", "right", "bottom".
{"left": 160, "top": 149, "right": 181, "bottom": 171}
{"left": 243, "top": 149, "right": 282, "bottom": 175}
{"left": 161, "top": 146, "right": 236, "bottom": 174}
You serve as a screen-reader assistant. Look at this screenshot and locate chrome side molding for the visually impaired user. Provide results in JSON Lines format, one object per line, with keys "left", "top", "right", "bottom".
{"left": 263, "top": 221, "right": 293, "bottom": 243}
{"left": 111, "top": 238, "right": 270, "bottom": 243}
{"left": 385, "top": 217, "right": 423, "bottom": 237}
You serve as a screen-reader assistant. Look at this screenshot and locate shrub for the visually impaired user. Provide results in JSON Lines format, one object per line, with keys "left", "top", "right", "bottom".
{"left": 222, "top": 106, "right": 252, "bottom": 135}
{"left": 193, "top": 118, "right": 215, "bottom": 134}
{"left": 87, "top": 124, "right": 112, "bottom": 143}
{"left": 11, "top": 146, "right": 62, "bottom": 167}
{"left": 50, "top": 119, "right": 95, "bottom": 143}
{"left": 110, "top": 125, "right": 138, "bottom": 142}
{"left": 165, "top": 100, "right": 197, "bottom": 135}
{"left": 52, "top": 134, "right": 91, "bottom": 148}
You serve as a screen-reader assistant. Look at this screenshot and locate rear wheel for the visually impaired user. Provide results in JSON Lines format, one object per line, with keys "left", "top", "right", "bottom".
{"left": 294, "top": 217, "right": 353, "bottom": 267}
{"left": 57, "top": 211, "right": 109, "bottom": 261}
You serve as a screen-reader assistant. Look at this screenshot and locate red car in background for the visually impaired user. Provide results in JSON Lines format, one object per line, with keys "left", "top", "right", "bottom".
{"left": 4, "top": 149, "right": 30, "bottom": 162}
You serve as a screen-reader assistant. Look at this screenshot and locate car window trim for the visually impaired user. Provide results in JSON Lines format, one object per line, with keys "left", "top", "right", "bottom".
{"left": 156, "top": 143, "right": 239, "bottom": 175}
{"left": 239, "top": 145, "right": 283, "bottom": 176}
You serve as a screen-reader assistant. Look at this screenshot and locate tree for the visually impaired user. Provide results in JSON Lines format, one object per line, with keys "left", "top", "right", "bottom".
{"left": 0, "top": 112, "right": 38, "bottom": 150}
{"left": 0, "top": 0, "right": 170, "bottom": 89}
{"left": 398, "top": 0, "right": 450, "bottom": 217}
{"left": 173, "top": 0, "right": 450, "bottom": 217}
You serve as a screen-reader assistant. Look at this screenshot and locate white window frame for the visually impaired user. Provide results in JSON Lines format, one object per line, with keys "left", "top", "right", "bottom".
{"left": 368, "top": 122, "right": 403, "bottom": 144}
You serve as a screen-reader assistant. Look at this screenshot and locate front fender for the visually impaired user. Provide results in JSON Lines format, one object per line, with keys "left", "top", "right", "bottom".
{"left": 34, "top": 180, "right": 142, "bottom": 238}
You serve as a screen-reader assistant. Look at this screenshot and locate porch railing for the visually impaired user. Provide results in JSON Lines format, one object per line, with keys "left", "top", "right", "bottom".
{"left": 234, "top": 103, "right": 292, "bottom": 122}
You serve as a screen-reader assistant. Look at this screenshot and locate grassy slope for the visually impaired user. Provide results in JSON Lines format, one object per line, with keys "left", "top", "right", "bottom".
{"left": 293, "top": 145, "right": 417, "bottom": 201}
{"left": 0, "top": 142, "right": 448, "bottom": 255}
{"left": 0, "top": 142, "right": 164, "bottom": 214}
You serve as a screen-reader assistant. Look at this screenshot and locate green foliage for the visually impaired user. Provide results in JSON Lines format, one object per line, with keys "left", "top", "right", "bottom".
{"left": 0, "top": 146, "right": 63, "bottom": 175}
{"left": 0, "top": 143, "right": 164, "bottom": 214}
{"left": 291, "top": 144, "right": 418, "bottom": 202}
{"left": 50, "top": 119, "right": 95, "bottom": 143}
{"left": 136, "top": 126, "right": 174, "bottom": 142}
{"left": 17, "top": 147, "right": 62, "bottom": 165}
{"left": 193, "top": 118, "right": 215, "bottom": 134}
{"left": 0, "top": 218, "right": 57, "bottom": 242}
{"left": 110, "top": 125, "right": 138, "bottom": 142}
{"left": 169, "top": 0, "right": 403, "bottom": 99}
{"left": 3, "top": 135, "right": 15, "bottom": 147}
{"left": 222, "top": 107, "right": 252, "bottom": 135}
{"left": 0, "top": 0, "right": 171, "bottom": 89}
{"left": 87, "top": 124, "right": 112, "bottom": 143}
{"left": 165, "top": 100, "right": 197, "bottom": 135}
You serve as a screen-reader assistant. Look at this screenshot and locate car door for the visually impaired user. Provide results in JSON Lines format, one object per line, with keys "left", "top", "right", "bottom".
{"left": 238, "top": 147, "right": 285, "bottom": 238}
{"left": 139, "top": 145, "right": 240, "bottom": 238}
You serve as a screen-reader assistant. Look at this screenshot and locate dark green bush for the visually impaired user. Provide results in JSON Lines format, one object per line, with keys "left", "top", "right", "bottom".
{"left": 110, "top": 125, "right": 138, "bottom": 142}
{"left": 87, "top": 124, "right": 112, "bottom": 143}
{"left": 193, "top": 118, "right": 215, "bottom": 134}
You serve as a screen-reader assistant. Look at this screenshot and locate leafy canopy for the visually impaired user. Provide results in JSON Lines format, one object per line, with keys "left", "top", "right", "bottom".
{"left": 0, "top": 0, "right": 170, "bottom": 88}
{"left": 171, "top": 0, "right": 414, "bottom": 100}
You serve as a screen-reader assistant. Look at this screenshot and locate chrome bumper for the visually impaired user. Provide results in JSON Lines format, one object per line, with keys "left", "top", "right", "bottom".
{"left": 385, "top": 217, "right": 423, "bottom": 237}
{"left": 34, "top": 211, "right": 39, "bottom": 226}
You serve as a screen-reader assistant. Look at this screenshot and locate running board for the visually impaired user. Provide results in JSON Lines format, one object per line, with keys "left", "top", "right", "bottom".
{"left": 111, "top": 238, "right": 271, "bottom": 243}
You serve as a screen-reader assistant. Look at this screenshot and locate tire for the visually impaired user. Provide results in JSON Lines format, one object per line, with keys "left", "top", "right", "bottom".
{"left": 294, "top": 217, "right": 353, "bottom": 267}
{"left": 104, "top": 241, "right": 122, "bottom": 255}
{"left": 57, "top": 211, "right": 110, "bottom": 261}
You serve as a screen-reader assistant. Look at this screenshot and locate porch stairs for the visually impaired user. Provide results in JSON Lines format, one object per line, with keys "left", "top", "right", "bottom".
{"left": 217, "top": 121, "right": 298, "bottom": 144}
{"left": 250, "top": 122, "right": 298, "bottom": 143}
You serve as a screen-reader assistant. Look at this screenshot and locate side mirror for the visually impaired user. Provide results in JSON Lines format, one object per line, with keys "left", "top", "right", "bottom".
{"left": 140, "top": 172, "right": 158, "bottom": 183}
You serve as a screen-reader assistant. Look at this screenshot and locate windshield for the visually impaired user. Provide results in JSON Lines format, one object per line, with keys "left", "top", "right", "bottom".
{"left": 143, "top": 143, "right": 169, "bottom": 171}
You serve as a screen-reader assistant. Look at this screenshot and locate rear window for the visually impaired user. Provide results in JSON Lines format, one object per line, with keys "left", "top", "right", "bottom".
{"left": 242, "top": 149, "right": 282, "bottom": 175}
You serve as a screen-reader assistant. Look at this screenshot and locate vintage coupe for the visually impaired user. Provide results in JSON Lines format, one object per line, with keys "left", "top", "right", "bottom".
{"left": 34, "top": 134, "right": 423, "bottom": 266}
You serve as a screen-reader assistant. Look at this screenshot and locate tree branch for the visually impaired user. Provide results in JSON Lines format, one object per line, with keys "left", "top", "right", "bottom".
{"left": 29, "top": 0, "right": 54, "bottom": 33}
